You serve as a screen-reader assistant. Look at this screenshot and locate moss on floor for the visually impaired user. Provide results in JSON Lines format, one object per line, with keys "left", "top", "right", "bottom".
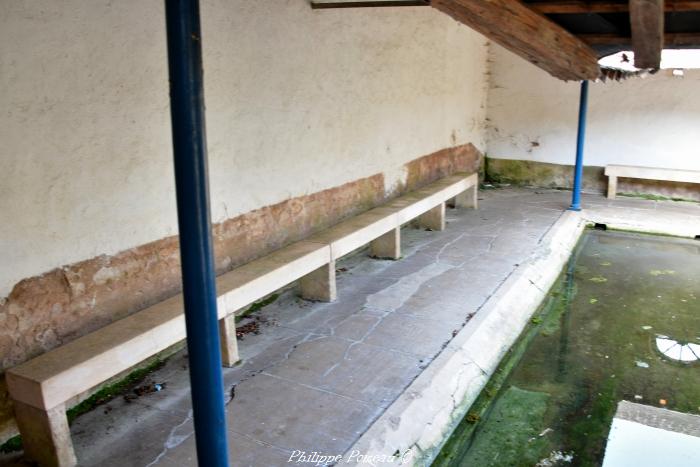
{"left": 66, "top": 357, "right": 166, "bottom": 423}
{"left": 618, "top": 192, "right": 698, "bottom": 203}
{"left": 235, "top": 293, "right": 280, "bottom": 323}
{"left": 0, "top": 357, "right": 168, "bottom": 454}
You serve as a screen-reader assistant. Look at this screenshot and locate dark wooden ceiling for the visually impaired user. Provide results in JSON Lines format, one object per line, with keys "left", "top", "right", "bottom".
{"left": 312, "top": 0, "right": 700, "bottom": 80}
{"left": 523, "top": 0, "right": 700, "bottom": 57}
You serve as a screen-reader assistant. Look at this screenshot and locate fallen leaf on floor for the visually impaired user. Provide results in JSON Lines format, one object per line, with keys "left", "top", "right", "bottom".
{"left": 236, "top": 321, "right": 260, "bottom": 339}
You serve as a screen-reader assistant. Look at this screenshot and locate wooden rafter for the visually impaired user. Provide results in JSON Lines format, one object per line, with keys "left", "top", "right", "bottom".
{"left": 310, "top": 0, "right": 430, "bottom": 8}
{"left": 580, "top": 32, "right": 700, "bottom": 46}
{"left": 630, "top": 0, "right": 664, "bottom": 68}
{"left": 528, "top": 0, "right": 700, "bottom": 14}
{"left": 432, "top": 0, "right": 600, "bottom": 80}
{"left": 311, "top": 0, "right": 700, "bottom": 10}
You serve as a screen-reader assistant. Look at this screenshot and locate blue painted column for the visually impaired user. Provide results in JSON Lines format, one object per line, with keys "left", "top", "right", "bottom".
{"left": 164, "top": 1, "right": 229, "bottom": 466}
{"left": 569, "top": 80, "right": 589, "bottom": 211}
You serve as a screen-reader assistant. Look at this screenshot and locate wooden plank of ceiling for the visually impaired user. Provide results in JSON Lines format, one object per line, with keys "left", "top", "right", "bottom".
{"left": 310, "top": 1, "right": 430, "bottom": 8}
{"left": 580, "top": 32, "right": 700, "bottom": 46}
{"left": 311, "top": 0, "right": 700, "bottom": 11}
{"left": 529, "top": 0, "right": 700, "bottom": 14}
{"left": 432, "top": 0, "right": 600, "bottom": 80}
{"left": 630, "top": 0, "right": 664, "bottom": 68}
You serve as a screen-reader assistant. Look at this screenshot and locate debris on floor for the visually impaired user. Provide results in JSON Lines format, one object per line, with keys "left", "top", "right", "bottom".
{"left": 236, "top": 314, "right": 278, "bottom": 339}
{"left": 235, "top": 321, "right": 260, "bottom": 339}
{"left": 124, "top": 382, "right": 167, "bottom": 402}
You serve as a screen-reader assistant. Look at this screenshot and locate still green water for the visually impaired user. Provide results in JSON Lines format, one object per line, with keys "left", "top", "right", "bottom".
{"left": 436, "top": 230, "right": 700, "bottom": 467}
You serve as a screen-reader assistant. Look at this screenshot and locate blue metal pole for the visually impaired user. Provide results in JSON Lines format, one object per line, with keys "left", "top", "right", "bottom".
{"left": 164, "top": 1, "right": 229, "bottom": 466}
{"left": 569, "top": 80, "right": 589, "bottom": 211}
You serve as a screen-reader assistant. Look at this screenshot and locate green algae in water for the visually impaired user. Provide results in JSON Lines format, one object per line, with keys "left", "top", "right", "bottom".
{"left": 649, "top": 269, "right": 676, "bottom": 276}
{"left": 439, "top": 230, "right": 700, "bottom": 466}
{"left": 588, "top": 276, "right": 608, "bottom": 283}
{"left": 459, "top": 387, "right": 550, "bottom": 467}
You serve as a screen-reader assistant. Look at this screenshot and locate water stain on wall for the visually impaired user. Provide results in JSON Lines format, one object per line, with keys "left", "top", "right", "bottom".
{"left": 486, "top": 157, "right": 700, "bottom": 201}
{"left": 0, "top": 143, "right": 482, "bottom": 442}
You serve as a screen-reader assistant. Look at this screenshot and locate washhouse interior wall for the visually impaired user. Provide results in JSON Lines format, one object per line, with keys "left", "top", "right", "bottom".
{"left": 486, "top": 44, "right": 700, "bottom": 171}
{"left": 0, "top": 0, "right": 489, "bottom": 440}
{"left": 2, "top": 0, "right": 699, "bottom": 448}
{"left": 0, "top": 0, "right": 489, "bottom": 300}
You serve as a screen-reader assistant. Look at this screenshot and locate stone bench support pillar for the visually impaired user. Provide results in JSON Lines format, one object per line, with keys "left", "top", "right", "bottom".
{"left": 416, "top": 202, "right": 446, "bottom": 231}
{"left": 299, "top": 261, "right": 337, "bottom": 302}
{"left": 219, "top": 313, "right": 241, "bottom": 367}
{"left": 607, "top": 175, "right": 618, "bottom": 199}
{"left": 451, "top": 183, "right": 478, "bottom": 209}
{"left": 370, "top": 228, "right": 401, "bottom": 260}
{"left": 14, "top": 401, "right": 76, "bottom": 467}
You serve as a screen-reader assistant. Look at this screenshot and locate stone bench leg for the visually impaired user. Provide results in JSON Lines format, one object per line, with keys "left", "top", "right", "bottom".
{"left": 219, "top": 313, "right": 240, "bottom": 367}
{"left": 299, "top": 261, "right": 337, "bottom": 302}
{"left": 14, "top": 400, "right": 76, "bottom": 467}
{"left": 607, "top": 175, "right": 617, "bottom": 199}
{"left": 370, "top": 227, "right": 401, "bottom": 259}
{"left": 416, "top": 202, "right": 446, "bottom": 231}
{"left": 452, "top": 184, "right": 478, "bottom": 209}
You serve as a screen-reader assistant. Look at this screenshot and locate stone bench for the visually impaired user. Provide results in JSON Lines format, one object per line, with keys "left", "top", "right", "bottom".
{"left": 6, "top": 172, "right": 478, "bottom": 466}
{"left": 605, "top": 164, "right": 700, "bottom": 199}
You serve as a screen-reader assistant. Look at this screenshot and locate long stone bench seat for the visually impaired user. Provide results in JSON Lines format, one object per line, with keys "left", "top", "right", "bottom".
{"left": 605, "top": 164, "right": 700, "bottom": 199}
{"left": 5, "top": 240, "right": 333, "bottom": 467}
{"left": 215, "top": 240, "right": 332, "bottom": 365}
{"left": 8, "top": 294, "right": 186, "bottom": 413}
{"left": 392, "top": 173, "right": 478, "bottom": 222}
{"left": 309, "top": 208, "right": 400, "bottom": 260}
{"left": 309, "top": 172, "right": 478, "bottom": 260}
{"left": 216, "top": 240, "right": 331, "bottom": 316}
{"left": 5, "top": 171, "right": 478, "bottom": 467}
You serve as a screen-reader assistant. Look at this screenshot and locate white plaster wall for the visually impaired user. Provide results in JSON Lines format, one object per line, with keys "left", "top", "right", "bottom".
{"left": 0, "top": 1, "right": 489, "bottom": 297}
{"left": 486, "top": 44, "right": 700, "bottom": 169}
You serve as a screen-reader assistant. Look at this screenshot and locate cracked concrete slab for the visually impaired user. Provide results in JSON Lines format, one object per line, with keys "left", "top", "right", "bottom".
{"left": 225, "top": 372, "right": 379, "bottom": 454}
{"left": 263, "top": 336, "right": 422, "bottom": 405}
{"left": 156, "top": 430, "right": 292, "bottom": 467}
{"left": 58, "top": 188, "right": 700, "bottom": 467}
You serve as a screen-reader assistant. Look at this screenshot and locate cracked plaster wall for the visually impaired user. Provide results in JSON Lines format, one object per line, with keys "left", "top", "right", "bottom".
{"left": 0, "top": 1, "right": 488, "bottom": 441}
{"left": 0, "top": 0, "right": 490, "bottom": 300}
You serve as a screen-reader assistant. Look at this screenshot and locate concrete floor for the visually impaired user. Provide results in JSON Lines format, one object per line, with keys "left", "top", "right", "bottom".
{"left": 14, "top": 188, "right": 700, "bottom": 467}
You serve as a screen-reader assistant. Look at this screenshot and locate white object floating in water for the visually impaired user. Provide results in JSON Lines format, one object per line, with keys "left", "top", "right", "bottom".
{"left": 635, "top": 361, "right": 650, "bottom": 368}
{"left": 537, "top": 451, "right": 574, "bottom": 466}
{"left": 656, "top": 337, "right": 700, "bottom": 363}
{"left": 641, "top": 326, "right": 652, "bottom": 330}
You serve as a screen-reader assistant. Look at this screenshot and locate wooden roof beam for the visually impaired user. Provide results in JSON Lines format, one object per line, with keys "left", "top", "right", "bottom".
{"left": 630, "top": 0, "right": 664, "bottom": 68}
{"left": 432, "top": 0, "right": 600, "bottom": 81}
{"left": 310, "top": 0, "right": 430, "bottom": 8}
{"left": 580, "top": 31, "right": 700, "bottom": 46}
{"left": 529, "top": 0, "right": 700, "bottom": 14}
